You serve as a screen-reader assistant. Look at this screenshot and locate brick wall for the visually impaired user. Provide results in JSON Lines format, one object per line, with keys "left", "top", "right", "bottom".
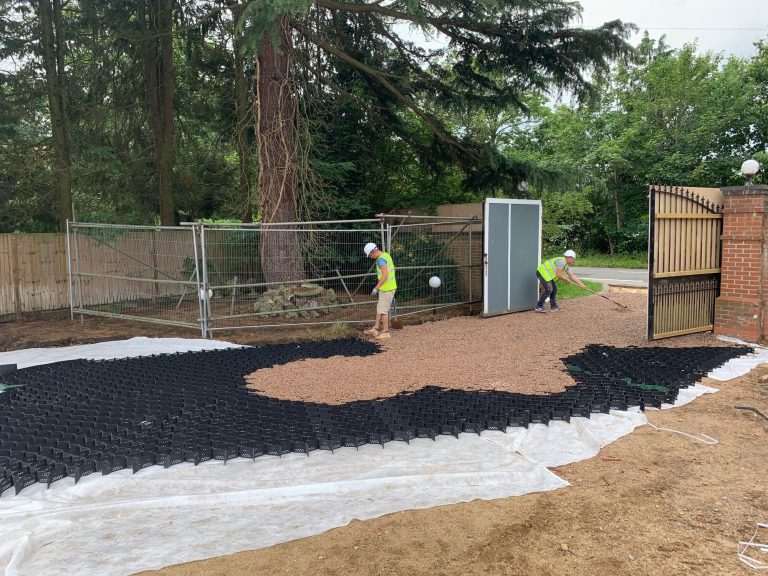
{"left": 714, "top": 185, "right": 768, "bottom": 342}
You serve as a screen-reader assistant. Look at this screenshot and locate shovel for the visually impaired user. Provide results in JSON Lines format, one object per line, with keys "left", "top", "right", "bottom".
{"left": 389, "top": 294, "right": 404, "bottom": 329}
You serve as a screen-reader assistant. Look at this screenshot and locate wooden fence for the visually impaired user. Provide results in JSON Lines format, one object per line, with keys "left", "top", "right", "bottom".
{"left": 0, "top": 234, "right": 70, "bottom": 318}
{"left": 0, "top": 230, "right": 198, "bottom": 319}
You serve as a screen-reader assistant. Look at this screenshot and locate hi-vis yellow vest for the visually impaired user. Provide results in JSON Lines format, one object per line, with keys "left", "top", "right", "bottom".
{"left": 537, "top": 257, "right": 568, "bottom": 282}
{"left": 376, "top": 251, "right": 397, "bottom": 291}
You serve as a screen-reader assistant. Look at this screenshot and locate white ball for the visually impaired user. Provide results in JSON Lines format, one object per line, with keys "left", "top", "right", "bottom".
{"left": 741, "top": 159, "right": 760, "bottom": 176}
{"left": 429, "top": 276, "right": 441, "bottom": 289}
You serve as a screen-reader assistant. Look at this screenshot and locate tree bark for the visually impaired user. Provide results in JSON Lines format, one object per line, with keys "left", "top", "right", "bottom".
{"left": 232, "top": 4, "right": 253, "bottom": 223}
{"left": 39, "top": 0, "right": 72, "bottom": 231}
{"left": 138, "top": 0, "right": 176, "bottom": 225}
{"left": 255, "top": 17, "right": 305, "bottom": 283}
{"left": 612, "top": 172, "right": 622, "bottom": 232}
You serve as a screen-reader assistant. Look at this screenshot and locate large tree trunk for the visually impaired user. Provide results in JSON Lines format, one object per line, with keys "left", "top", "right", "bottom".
{"left": 255, "top": 17, "right": 305, "bottom": 283}
{"left": 138, "top": 0, "right": 175, "bottom": 225}
{"left": 233, "top": 4, "right": 253, "bottom": 223}
{"left": 39, "top": 0, "right": 72, "bottom": 231}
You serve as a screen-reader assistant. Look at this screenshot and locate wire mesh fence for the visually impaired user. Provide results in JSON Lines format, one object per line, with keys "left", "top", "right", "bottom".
{"left": 68, "top": 216, "right": 483, "bottom": 337}
{"left": 386, "top": 218, "right": 481, "bottom": 318}
{"left": 201, "top": 222, "right": 385, "bottom": 331}
{"left": 68, "top": 223, "right": 202, "bottom": 331}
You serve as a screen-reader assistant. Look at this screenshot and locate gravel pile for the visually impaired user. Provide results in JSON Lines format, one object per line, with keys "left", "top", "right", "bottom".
{"left": 245, "top": 291, "right": 736, "bottom": 404}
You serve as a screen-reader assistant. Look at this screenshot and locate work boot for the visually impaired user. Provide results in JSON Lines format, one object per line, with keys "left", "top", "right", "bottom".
{"left": 534, "top": 306, "right": 547, "bottom": 313}
{"left": 376, "top": 331, "right": 392, "bottom": 340}
{"left": 363, "top": 327, "right": 380, "bottom": 336}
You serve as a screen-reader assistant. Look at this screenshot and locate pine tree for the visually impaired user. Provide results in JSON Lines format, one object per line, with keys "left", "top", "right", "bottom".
{"left": 242, "top": 0, "right": 633, "bottom": 282}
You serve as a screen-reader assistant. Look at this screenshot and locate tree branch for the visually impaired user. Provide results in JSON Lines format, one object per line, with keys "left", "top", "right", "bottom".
{"left": 292, "top": 19, "right": 480, "bottom": 161}
{"left": 314, "top": 0, "right": 502, "bottom": 36}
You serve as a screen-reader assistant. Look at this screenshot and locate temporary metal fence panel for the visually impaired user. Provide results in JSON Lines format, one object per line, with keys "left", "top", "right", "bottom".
{"left": 483, "top": 199, "right": 542, "bottom": 316}
{"left": 385, "top": 218, "right": 482, "bottom": 318}
{"left": 647, "top": 184, "right": 723, "bottom": 340}
{"left": 200, "top": 223, "right": 384, "bottom": 332}
{"left": 67, "top": 216, "right": 483, "bottom": 336}
{"left": 67, "top": 222, "right": 202, "bottom": 332}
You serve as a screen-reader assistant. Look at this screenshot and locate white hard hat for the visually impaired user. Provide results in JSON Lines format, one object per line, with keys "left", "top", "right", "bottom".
{"left": 564, "top": 249, "right": 576, "bottom": 258}
{"left": 363, "top": 242, "right": 377, "bottom": 257}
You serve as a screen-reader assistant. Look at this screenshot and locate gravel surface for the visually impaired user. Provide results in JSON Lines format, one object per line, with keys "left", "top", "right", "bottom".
{"left": 245, "top": 291, "right": 737, "bottom": 404}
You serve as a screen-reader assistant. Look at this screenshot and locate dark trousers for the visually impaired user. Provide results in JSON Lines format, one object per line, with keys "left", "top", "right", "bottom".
{"left": 536, "top": 271, "right": 558, "bottom": 308}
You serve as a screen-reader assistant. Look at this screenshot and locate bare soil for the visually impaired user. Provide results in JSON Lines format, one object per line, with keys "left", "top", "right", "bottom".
{"left": 144, "top": 370, "right": 768, "bottom": 576}
{"left": 0, "top": 309, "right": 358, "bottom": 351}
{"left": 2, "top": 291, "right": 766, "bottom": 575}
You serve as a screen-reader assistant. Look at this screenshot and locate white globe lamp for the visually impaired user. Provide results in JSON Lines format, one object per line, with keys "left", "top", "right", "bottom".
{"left": 741, "top": 159, "right": 760, "bottom": 185}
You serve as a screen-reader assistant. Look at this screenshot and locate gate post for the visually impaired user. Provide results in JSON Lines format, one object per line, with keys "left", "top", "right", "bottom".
{"left": 714, "top": 185, "right": 768, "bottom": 343}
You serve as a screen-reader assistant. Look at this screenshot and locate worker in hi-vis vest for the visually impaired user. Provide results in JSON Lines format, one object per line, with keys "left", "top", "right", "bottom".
{"left": 362, "top": 242, "right": 397, "bottom": 339}
{"left": 535, "top": 249, "right": 587, "bottom": 313}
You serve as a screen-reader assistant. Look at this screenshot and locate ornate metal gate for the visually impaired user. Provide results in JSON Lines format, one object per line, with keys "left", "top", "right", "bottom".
{"left": 647, "top": 184, "right": 723, "bottom": 340}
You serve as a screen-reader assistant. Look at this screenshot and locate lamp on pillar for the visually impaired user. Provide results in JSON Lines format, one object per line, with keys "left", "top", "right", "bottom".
{"left": 741, "top": 159, "right": 760, "bottom": 186}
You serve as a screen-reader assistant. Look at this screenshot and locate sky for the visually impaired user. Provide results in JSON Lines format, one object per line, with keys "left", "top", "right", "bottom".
{"left": 401, "top": 1, "right": 767, "bottom": 59}
{"left": 577, "top": 0, "right": 767, "bottom": 58}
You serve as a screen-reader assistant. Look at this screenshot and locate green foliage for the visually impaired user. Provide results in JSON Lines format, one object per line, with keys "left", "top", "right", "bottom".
{"left": 516, "top": 35, "right": 767, "bottom": 255}
{"left": 181, "top": 256, "right": 214, "bottom": 283}
{"left": 326, "top": 322, "right": 350, "bottom": 338}
{"left": 235, "top": 0, "right": 635, "bottom": 210}
{"left": 203, "top": 230, "right": 259, "bottom": 285}
{"left": 389, "top": 233, "right": 460, "bottom": 303}
{"left": 1, "top": 0, "right": 765, "bottom": 256}
{"left": 539, "top": 189, "right": 594, "bottom": 255}
{"left": 240, "top": 0, "right": 312, "bottom": 48}
{"left": 566, "top": 252, "right": 647, "bottom": 269}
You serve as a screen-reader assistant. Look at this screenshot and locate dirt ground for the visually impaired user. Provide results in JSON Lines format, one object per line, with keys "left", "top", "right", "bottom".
{"left": 2, "top": 291, "right": 767, "bottom": 575}
{"left": 143, "top": 371, "right": 767, "bottom": 576}
{"left": 0, "top": 309, "right": 357, "bottom": 351}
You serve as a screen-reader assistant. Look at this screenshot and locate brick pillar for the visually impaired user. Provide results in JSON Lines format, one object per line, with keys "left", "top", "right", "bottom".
{"left": 714, "top": 185, "right": 768, "bottom": 343}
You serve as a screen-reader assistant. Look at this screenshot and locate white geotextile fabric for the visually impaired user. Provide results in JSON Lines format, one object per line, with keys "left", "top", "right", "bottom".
{"left": 709, "top": 336, "right": 767, "bottom": 381}
{"left": 0, "top": 338, "right": 747, "bottom": 576}
{"left": 0, "top": 337, "right": 241, "bottom": 369}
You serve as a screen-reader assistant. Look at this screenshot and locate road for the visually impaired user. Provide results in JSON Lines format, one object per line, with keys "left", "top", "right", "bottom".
{"left": 572, "top": 267, "right": 647, "bottom": 287}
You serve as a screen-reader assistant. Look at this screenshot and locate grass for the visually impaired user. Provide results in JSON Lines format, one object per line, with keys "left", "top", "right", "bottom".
{"left": 544, "top": 252, "right": 647, "bottom": 269}
{"left": 571, "top": 252, "right": 647, "bottom": 269}
{"left": 556, "top": 279, "right": 603, "bottom": 301}
{"left": 327, "top": 322, "right": 350, "bottom": 337}
{"left": 314, "top": 321, "right": 353, "bottom": 341}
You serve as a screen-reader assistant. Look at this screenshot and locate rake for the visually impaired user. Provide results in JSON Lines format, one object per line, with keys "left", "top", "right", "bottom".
{"left": 566, "top": 281, "right": 628, "bottom": 309}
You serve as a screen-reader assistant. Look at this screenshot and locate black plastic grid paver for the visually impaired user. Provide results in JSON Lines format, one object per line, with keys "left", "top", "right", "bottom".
{"left": 0, "top": 339, "right": 750, "bottom": 495}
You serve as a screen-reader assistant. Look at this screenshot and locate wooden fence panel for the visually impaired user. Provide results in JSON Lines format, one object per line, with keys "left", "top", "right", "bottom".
{"left": 0, "top": 234, "right": 70, "bottom": 317}
{"left": 0, "top": 235, "right": 19, "bottom": 317}
{"left": 19, "top": 234, "right": 70, "bottom": 313}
